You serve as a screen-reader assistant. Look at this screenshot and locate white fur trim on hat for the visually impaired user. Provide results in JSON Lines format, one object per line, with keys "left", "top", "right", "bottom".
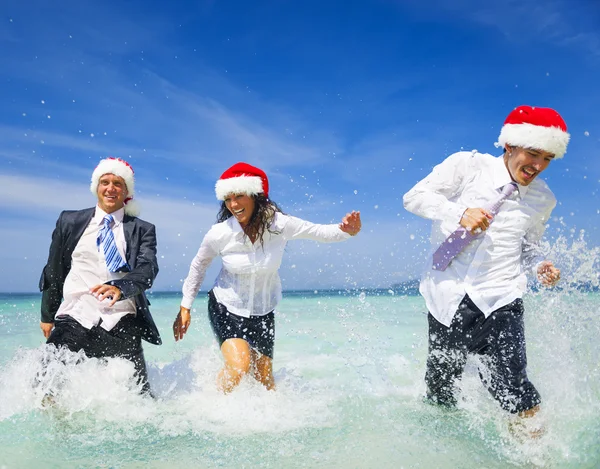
{"left": 215, "top": 175, "right": 263, "bottom": 201}
{"left": 495, "top": 123, "right": 570, "bottom": 159}
{"left": 90, "top": 158, "right": 139, "bottom": 216}
{"left": 123, "top": 198, "right": 140, "bottom": 217}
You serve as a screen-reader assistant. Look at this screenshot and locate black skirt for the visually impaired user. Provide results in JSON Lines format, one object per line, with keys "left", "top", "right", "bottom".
{"left": 208, "top": 290, "right": 275, "bottom": 358}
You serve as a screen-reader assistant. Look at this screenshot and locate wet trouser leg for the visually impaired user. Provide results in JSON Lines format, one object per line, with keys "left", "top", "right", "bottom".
{"left": 426, "top": 296, "right": 541, "bottom": 413}
{"left": 45, "top": 315, "right": 151, "bottom": 395}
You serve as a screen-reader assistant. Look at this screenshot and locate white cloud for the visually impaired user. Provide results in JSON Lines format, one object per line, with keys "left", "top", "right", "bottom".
{"left": 0, "top": 170, "right": 428, "bottom": 292}
{"left": 0, "top": 171, "right": 216, "bottom": 292}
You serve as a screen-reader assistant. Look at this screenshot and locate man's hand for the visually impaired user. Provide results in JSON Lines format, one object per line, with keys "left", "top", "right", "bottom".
{"left": 89, "top": 284, "right": 122, "bottom": 307}
{"left": 537, "top": 261, "right": 561, "bottom": 287}
{"left": 173, "top": 306, "right": 191, "bottom": 341}
{"left": 40, "top": 322, "right": 54, "bottom": 338}
{"left": 339, "top": 211, "right": 362, "bottom": 236}
{"left": 460, "top": 208, "right": 494, "bottom": 233}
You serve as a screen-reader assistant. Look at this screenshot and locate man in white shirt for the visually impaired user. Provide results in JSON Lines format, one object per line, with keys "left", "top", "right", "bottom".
{"left": 403, "top": 105, "right": 568, "bottom": 421}
{"left": 39, "top": 157, "right": 161, "bottom": 396}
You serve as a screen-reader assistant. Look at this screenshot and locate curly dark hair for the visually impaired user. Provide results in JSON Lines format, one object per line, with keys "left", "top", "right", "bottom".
{"left": 217, "top": 194, "right": 284, "bottom": 246}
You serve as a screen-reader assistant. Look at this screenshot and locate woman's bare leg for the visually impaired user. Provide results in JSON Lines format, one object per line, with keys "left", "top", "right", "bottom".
{"left": 250, "top": 349, "right": 275, "bottom": 391}
{"left": 217, "top": 338, "right": 252, "bottom": 393}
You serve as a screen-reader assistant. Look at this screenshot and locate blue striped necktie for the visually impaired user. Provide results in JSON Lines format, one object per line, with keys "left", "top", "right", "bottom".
{"left": 97, "top": 214, "right": 129, "bottom": 272}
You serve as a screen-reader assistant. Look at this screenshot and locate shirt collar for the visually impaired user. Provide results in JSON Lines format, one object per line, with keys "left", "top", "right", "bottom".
{"left": 94, "top": 206, "right": 125, "bottom": 226}
{"left": 228, "top": 216, "right": 245, "bottom": 234}
{"left": 492, "top": 155, "right": 529, "bottom": 197}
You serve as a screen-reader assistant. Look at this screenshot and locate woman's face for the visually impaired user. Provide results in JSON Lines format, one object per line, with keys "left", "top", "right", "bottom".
{"left": 224, "top": 193, "right": 256, "bottom": 227}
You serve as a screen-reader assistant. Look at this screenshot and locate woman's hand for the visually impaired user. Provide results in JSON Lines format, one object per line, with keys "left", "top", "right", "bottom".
{"left": 340, "top": 210, "right": 362, "bottom": 236}
{"left": 173, "top": 306, "right": 191, "bottom": 341}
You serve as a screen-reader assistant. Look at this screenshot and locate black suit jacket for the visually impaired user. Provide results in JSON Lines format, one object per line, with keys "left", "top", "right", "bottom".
{"left": 39, "top": 208, "right": 162, "bottom": 345}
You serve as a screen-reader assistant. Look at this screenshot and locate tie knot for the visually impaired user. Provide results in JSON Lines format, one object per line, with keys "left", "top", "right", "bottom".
{"left": 103, "top": 214, "right": 114, "bottom": 226}
{"left": 502, "top": 182, "right": 518, "bottom": 197}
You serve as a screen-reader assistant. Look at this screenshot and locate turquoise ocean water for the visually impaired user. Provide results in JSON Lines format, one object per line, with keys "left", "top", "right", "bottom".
{"left": 1, "top": 284, "right": 599, "bottom": 469}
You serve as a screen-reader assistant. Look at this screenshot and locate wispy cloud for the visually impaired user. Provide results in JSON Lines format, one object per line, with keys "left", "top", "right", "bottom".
{"left": 0, "top": 125, "right": 116, "bottom": 154}
{"left": 468, "top": 0, "right": 600, "bottom": 58}
{"left": 0, "top": 171, "right": 216, "bottom": 292}
{"left": 559, "top": 32, "right": 600, "bottom": 58}
{"left": 0, "top": 171, "right": 427, "bottom": 292}
{"left": 2, "top": 0, "right": 598, "bottom": 293}
{"left": 0, "top": 15, "right": 368, "bottom": 292}
{"left": 3, "top": 50, "right": 344, "bottom": 178}
{"left": 395, "top": 0, "right": 600, "bottom": 59}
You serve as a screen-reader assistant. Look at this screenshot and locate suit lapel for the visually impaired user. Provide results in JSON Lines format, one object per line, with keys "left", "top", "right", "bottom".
{"left": 71, "top": 208, "right": 95, "bottom": 247}
{"left": 123, "top": 215, "right": 136, "bottom": 267}
{"left": 63, "top": 208, "right": 95, "bottom": 268}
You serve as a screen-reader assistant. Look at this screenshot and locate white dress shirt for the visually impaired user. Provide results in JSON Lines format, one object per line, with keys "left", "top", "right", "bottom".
{"left": 56, "top": 206, "right": 136, "bottom": 331}
{"left": 403, "top": 151, "right": 556, "bottom": 327}
{"left": 181, "top": 212, "right": 351, "bottom": 317}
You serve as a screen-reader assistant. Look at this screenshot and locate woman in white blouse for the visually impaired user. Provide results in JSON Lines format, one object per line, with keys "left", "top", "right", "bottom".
{"left": 173, "top": 162, "right": 362, "bottom": 393}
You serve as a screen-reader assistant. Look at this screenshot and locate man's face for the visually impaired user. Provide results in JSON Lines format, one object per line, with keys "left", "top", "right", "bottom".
{"left": 96, "top": 173, "right": 128, "bottom": 213}
{"left": 504, "top": 146, "right": 554, "bottom": 186}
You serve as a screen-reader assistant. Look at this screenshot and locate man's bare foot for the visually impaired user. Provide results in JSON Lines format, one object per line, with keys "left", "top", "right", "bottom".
{"left": 40, "top": 393, "right": 56, "bottom": 408}
{"left": 509, "top": 405, "right": 545, "bottom": 440}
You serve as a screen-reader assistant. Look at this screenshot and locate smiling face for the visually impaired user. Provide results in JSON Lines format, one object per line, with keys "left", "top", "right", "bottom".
{"left": 96, "top": 173, "right": 128, "bottom": 213}
{"left": 224, "top": 193, "right": 256, "bottom": 227}
{"left": 504, "top": 145, "right": 554, "bottom": 186}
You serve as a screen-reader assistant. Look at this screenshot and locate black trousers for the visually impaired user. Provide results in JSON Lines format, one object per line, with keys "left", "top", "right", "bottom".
{"left": 45, "top": 315, "right": 151, "bottom": 395}
{"left": 426, "top": 295, "right": 541, "bottom": 413}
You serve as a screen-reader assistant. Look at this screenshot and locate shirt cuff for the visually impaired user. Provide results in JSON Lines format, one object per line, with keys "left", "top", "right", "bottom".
{"left": 181, "top": 297, "right": 194, "bottom": 309}
{"left": 442, "top": 201, "right": 468, "bottom": 225}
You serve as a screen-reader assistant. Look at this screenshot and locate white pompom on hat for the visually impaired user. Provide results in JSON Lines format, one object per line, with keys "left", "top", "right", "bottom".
{"left": 495, "top": 105, "right": 570, "bottom": 159}
{"left": 215, "top": 162, "right": 269, "bottom": 200}
{"left": 90, "top": 157, "right": 140, "bottom": 216}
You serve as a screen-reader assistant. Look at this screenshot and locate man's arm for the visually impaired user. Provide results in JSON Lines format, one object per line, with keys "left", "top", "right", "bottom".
{"left": 522, "top": 196, "right": 560, "bottom": 287}
{"left": 106, "top": 222, "right": 159, "bottom": 298}
{"left": 40, "top": 212, "right": 66, "bottom": 325}
{"left": 403, "top": 151, "right": 474, "bottom": 225}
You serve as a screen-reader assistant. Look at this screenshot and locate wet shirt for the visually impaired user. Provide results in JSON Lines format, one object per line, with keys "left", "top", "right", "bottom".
{"left": 181, "top": 213, "right": 351, "bottom": 317}
{"left": 56, "top": 206, "right": 136, "bottom": 330}
{"left": 403, "top": 151, "right": 556, "bottom": 327}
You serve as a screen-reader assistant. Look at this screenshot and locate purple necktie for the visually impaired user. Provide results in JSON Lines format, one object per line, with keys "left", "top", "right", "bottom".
{"left": 431, "top": 182, "right": 518, "bottom": 271}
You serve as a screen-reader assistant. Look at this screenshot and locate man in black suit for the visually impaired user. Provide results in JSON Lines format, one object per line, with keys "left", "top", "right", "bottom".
{"left": 39, "top": 157, "right": 161, "bottom": 395}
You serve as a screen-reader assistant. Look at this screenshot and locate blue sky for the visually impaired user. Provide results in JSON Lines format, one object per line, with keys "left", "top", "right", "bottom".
{"left": 1, "top": 0, "right": 599, "bottom": 292}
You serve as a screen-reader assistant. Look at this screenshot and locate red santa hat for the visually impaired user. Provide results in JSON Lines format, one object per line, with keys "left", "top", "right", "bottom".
{"left": 495, "top": 105, "right": 570, "bottom": 159}
{"left": 215, "top": 162, "right": 269, "bottom": 200}
{"left": 90, "top": 157, "right": 140, "bottom": 216}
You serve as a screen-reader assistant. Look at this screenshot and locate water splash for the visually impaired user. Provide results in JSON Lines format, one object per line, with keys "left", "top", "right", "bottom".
{"left": 0, "top": 233, "right": 598, "bottom": 467}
